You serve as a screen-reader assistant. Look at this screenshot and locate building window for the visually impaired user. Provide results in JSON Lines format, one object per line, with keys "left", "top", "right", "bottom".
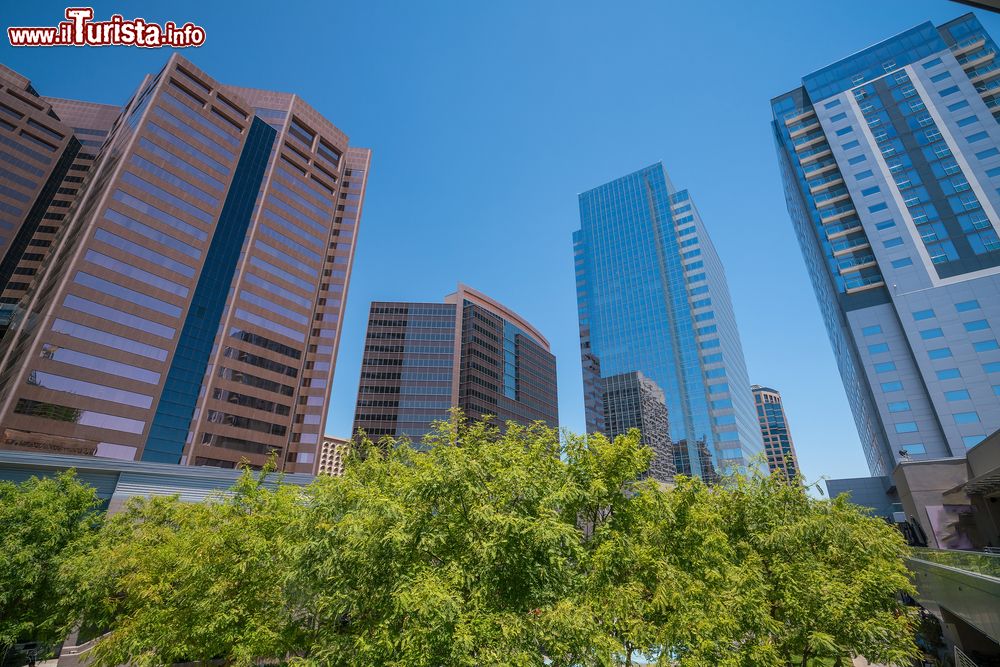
{"left": 956, "top": 300, "right": 980, "bottom": 312}
{"left": 954, "top": 412, "right": 980, "bottom": 425}
{"left": 895, "top": 422, "right": 918, "bottom": 433}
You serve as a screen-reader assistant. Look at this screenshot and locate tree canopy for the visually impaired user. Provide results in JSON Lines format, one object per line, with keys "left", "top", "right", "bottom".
{"left": 17, "top": 413, "right": 918, "bottom": 666}
{"left": 0, "top": 471, "right": 102, "bottom": 654}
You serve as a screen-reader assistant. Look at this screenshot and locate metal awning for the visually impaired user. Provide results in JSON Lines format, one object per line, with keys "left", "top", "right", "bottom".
{"left": 964, "top": 466, "right": 1000, "bottom": 496}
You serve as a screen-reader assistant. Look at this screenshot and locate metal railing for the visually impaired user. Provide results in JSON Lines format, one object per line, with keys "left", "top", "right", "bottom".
{"left": 792, "top": 131, "right": 825, "bottom": 148}
{"left": 807, "top": 173, "right": 843, "bottom": 190}
{"left": 818, "top": 202, "right": 855, "bottom": 220}
{"left": 831, "top": 237, "right": 869, "bottom": 253}
{"left": 843, "top": 274, "right": 884, "bottom": 290}
{"left": 783, "top": 106, "right": 816, "bottom": 123}
{"left": 957, "top": 47, "right": 995, "bottom": 65}
{"left": 796, "top": 144, "right": 832, "bottom": 162}
{"left": 975, "top": 77, "right": 1000, "bottom": 95}
{"left": 952, "top": 35, "right": 987, "bottom": 53}
{"left": 967, "top": 60, "right": 1000, "bottom": 81}
{"left": 787, "top": 119, "right": 819, "bottom": 135}
{"left": 813, "top": 187, "right": 849, "bottom": 205}
{"left": 837, "top": 254, "right": 876, "bottom": 271}
{"left": 910, "top": 547, "right": 1000, "bottom": 579}
{"left": 802, "top": 157, "right": 837, "bottom": 177}
{"left": 956, "top": 646, "right": 978, "bottom": 667}
{"left": 822, "top": 220, "right": 862, "bottom": 237}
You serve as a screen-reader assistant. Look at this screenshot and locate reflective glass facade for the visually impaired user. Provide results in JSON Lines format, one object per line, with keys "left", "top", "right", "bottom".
{"left": 773, "top": 14, "right": 1000, "bottom": 475}
{"left": 601, "top": 371, "right": 673, "bottom": 482}
{"left": 353, "top": 285, "right": 558, "bottom": 442}
{"left": 574, "top": 163, "right": 763, "bottom": 479}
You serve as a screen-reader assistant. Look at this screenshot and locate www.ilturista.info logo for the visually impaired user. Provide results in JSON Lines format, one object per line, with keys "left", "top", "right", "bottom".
{"left": 8, "top": 8, "right": 206, "bottom": 48}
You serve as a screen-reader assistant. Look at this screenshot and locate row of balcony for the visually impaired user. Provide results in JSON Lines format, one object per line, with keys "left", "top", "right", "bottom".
{"left": 952, "top": 35, "right": 987, "bottom": 57}
{"left": 818, "top": 201, "right": 856, "bottom": 223}
{"left": 823, "top": 219, "right": 863, "bottom": 239}
{"left": 837, "top": 254, "right": 877, "bottom": 273}
{"left": 807, "top": 174, "right": 844, "bottom": 196}
{"left": 958, "top": 46, "right": 995, "bottom": 71}
{"left": 831, "top": 236, "right": 870, "bottom": 255}
{"left": 784, "top": 107, "right": 878, "bottom": 287}
{"left": 844, "top": 273, "right": 885, "bottom": 293}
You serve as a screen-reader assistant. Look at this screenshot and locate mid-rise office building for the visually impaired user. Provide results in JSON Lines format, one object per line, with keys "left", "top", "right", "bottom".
{"left": 353, "top": 284, "right": 558, "bottom": 441}
{"left": 0, "top": 55, "right": 369, "bottom": 474}
{"left": 601, "top": 371, "right": 673, "bottom": 482}
{"left": 574, "top": 162, "right": 763, "bottom": 479}
{"left": 751, "top": 385, "right": 800, "bottom": 480}
{"left": 773, "top": 14, "right": 1000, "bottom": 476}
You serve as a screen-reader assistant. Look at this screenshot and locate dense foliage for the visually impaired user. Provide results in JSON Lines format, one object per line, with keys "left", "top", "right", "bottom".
{"left": 2, "top": 414, "right": 918, "bottom": 666}
{"left": 0, "top": 471, "right": 101, "bottom": 654}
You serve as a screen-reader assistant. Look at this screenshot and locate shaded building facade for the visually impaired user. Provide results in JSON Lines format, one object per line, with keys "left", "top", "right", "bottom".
{"left": 601, "top": 371, "right": 673, "bottom": 482}
{"left": 0, "top": 66, "right": 121, "bottom": 335}
{"left": 353, "top": 284, "right": 558, "bottom": 441}
{"left": 773, "top": 14, "right": 1000, "bottom": 476}
{"left": 574, "top": 162, "right": 763, "bottom": 480}
{"left": 0, "top": 55, "right": 369, "bottom": 474}
{"left": 751, "top": 385, "right": 800, "bottom": 480}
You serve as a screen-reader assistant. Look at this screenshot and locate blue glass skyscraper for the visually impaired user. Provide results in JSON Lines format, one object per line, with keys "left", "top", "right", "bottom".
{"left": 574, "top": 163, "right": 763, "bottom": 478}
{"left": 773, "top": 14, "right": 1000, "bottom": 477}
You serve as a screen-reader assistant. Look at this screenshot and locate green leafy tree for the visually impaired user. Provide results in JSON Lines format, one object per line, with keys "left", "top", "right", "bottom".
{"left": 560, "top": 429, "right": 776, "bottom": 666}
{"left": 293, "top": 416, "right": 596, "bottom": 666}
{"left": 53, "top": 413, "right": 918, "bottom": 666}
{"left": 718, "top": 467, "right": 920, "bottom": 666}
{"left": 59, "top": 462, "right": 305, "bottom": 667}
{"left": 0, "top": 471, "right": 101, "bottom": 655}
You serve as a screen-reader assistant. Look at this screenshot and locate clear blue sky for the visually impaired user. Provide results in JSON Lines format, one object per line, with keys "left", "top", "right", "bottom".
{"left": 3, "top": 0, "right": 998, "bottom": 483}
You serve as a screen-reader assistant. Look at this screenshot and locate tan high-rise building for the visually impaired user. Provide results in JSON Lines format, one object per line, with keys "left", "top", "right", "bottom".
{"left": 316, "top": 436, "right": 349, "bottom": 476}
{"left": 0, "top": 55, "right": 369, "bottom": 474}
{"left": 751, "top": 385, "right": 800, "bottom": 480}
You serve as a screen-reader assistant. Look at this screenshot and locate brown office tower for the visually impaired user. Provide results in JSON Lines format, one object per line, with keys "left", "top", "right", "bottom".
{"left": 0, "top": 55, "right": 369, "bottom": 474}
{"left": 353, "top": 284, "right": 558, "bottom": 442}
{"left": 751, "top": 385, "right": 800, "bottom": 481}
{"left": 601, "top": 371, "right": 673, "bottom": 482}
{"left": 0, "top": 67, "right": 120, "bottom": 335}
